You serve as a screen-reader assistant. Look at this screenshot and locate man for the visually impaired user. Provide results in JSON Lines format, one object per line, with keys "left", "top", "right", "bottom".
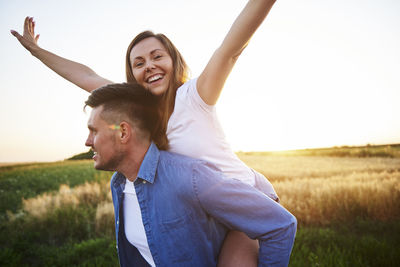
{"left": 84, "top": 83, "right": 297, "bottom": 267}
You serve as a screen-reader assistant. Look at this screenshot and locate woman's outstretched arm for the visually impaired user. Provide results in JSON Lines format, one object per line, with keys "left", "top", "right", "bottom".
{"left": 197, "top": 0, "right": 276, "bottom": 105}
{"left": 11, "top": 17, "right": 112, "bottom": 92}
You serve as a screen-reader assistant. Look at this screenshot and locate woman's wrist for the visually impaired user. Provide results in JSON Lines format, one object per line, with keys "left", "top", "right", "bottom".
{"left": 29, "top": 45, "right": 42, "bottom": 57}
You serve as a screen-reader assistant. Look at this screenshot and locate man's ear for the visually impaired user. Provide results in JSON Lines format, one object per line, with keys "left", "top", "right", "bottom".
{"left": 118, "top": 121, "right": 132, "bottom": 144}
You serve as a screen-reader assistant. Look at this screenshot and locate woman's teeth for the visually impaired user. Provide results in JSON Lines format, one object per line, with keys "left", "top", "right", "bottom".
{"left": 148, "top": 74, "right": 163, "bottom": 83}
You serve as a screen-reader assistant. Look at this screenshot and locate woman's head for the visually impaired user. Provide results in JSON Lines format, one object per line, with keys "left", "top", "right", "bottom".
{"left": 125, "top": 31, "right": 189, "bottom": 150}
{"left": 125, "top": 31, "right": 189, "bottom": 96}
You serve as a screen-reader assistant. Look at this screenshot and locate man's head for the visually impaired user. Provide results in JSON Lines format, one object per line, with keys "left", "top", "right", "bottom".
{"left": 84, "top": 83, "right": 161, "bottom": 171}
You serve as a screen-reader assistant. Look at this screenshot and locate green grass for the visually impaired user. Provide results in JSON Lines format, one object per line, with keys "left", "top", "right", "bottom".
{"left": 0, "top": 160, "right": 111, "bottom": 218}
{"left": 290, "top": 220, "right": 400, "bottom": 267}
{"left": 0, "top": 160, "right": 116, "bottom": 266}
{"left": 1, "top": 215, "right": 398, "bottom": 266}
{"left": 0, "top": 214, "right": 118, "bottom": 267}
{"left": 0, "top": 200, "right": 116, "bottom": 266}
{"left": 0, "top": 237, "right": 118, "bottom": 267}
{"left": 1, "top": 156, "right": 399, "bottom": 266}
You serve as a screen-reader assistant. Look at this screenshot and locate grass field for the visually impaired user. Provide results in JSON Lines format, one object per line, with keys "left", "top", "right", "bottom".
{"left": 238, "top": 143, "right": 400, "bottom": 158}
{"left": 1, "top": 145, "right": 399, "bottom": 266}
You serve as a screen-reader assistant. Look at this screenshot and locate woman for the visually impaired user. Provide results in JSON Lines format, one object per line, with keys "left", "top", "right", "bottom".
{"left": 12, "top": 1, "right": 280, "bottom": 266}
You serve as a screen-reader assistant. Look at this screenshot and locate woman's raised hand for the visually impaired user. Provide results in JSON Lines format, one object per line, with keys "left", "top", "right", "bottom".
{"left": 197, "top": 0, "right": 277, "bottom": 105}
{"left": 10, "top": 16, "right": 112, "bottom": 92}
{"left": 11, "top": 17, "right": 40, "bottom": 52}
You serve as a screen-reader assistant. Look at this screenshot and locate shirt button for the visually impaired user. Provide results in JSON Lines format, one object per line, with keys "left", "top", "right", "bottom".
{"left": 117, "top": 220, "right": 119, "bottom": 225}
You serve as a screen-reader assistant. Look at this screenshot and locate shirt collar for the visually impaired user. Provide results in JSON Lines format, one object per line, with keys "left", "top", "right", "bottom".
{"left": 136, "top": 142, "right": 159, "bottom": 184}
{"left": 112, "top": 142, "right": 160, "bottom": 187}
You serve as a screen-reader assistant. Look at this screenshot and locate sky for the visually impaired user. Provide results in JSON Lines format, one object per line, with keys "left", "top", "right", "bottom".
{"left": 0, "top": 0, "right": 399, "bottom": 162}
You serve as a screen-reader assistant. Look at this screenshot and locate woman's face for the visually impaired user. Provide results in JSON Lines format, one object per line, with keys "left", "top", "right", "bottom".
{"left": 129, "top": 37, "right": 173, "bottom": 95}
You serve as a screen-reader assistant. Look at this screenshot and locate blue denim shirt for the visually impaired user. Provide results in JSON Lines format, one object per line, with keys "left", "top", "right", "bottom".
{"left": 111, "top": 143, "right": 297, "bottom": 267}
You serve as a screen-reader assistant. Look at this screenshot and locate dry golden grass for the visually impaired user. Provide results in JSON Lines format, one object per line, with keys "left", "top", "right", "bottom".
{"left": 238, "top": 154, "right": 400, "bottom": 225}
{"left": 238, "top": 155, "right": 400, "bottom": 181}
{"left": 22, "top": 180, "right": 111, "bottom": 218}
{"left": 21, "top": 180, "right": 114, "bottom": 235}
{"left": 21, "top": 178, "right": 115, "bottom": 233}
{"left": 19, "top": 155, "right": 400, "bottom": 227}
{"left": 95, "top": 201, "right": 115, "bottom": 234}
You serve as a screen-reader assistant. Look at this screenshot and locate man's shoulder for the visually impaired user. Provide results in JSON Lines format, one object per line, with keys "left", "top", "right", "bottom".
{"left": 159, "top": 150, "right": 201, "bottom": 165}
{"left": 158, "top": 150, "right": 222, "bottom": 174}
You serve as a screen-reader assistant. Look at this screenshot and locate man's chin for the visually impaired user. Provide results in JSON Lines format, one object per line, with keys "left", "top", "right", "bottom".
{"left": 93, "top": 153, "right": 123, "bottom": 172}
{"left": 93, "top": 162, "right": 113, "bottom": 172}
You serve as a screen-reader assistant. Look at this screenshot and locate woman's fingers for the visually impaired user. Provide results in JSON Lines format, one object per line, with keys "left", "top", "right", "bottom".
{"left": 10, "top": 30, "right": 21, "bottom": 40}
{"left": 10, "top": 30, "right": 28, "bottom": 48}
{"left": 24, "top": 17, "right": 30, "bottom": 34}
{"left": 27, "top": 17, "right": 31, "bottom": 33}
{"left": 11, "top": 16, "right": 39, "bottom": 50}
{"left": 28, "top": 17, "right": 33, "bottom": 35}
{"left": 30, "top": 19, "right": 36, "bottom": 36}
{"left": 22, "top": 17, "right": 37, "bottom": 40}
{"left": 10, "top": 30, "right": 25, "bottom": 46}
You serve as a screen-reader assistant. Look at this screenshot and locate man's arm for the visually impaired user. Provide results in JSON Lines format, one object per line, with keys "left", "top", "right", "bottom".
{"left": 192, "top": 162, "right": 296, "bottom": 267}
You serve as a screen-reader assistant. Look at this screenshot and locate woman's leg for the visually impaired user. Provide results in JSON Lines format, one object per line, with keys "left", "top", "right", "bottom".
{"left": 218, "top": 170, "right": 279, "bottom": 266}
{"left": 253, "top": 169, "right": 279, "bottom": 203}
{"left": 218, "top": 230, "right": 259, "bottom": 267}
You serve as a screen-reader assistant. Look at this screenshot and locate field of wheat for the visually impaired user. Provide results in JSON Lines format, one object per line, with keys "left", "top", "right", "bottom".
{"left": 238, "top": 154, "right": 400, "bottom": 225}
{"left": 1, "top": 152, "right": 400, "bottom": 266}
{"left": 15, "top": 155, "right": 400, "bottom": 231}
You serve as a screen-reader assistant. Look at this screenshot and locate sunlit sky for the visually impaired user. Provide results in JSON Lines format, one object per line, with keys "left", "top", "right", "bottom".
{"left": 1, "top": 0, "right": 399, "bottom": 162}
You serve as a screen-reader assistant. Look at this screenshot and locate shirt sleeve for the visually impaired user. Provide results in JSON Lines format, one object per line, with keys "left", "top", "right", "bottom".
{"left": 191, "top": 161, "right": 297, "bottom": 267}
{"left": 180, "top": 78, "right": 215, "bottom": 113}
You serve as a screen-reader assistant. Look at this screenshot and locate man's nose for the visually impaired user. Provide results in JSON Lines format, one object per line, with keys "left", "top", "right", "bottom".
{"left": 85, "top": 136, "right": 92, "bottom": 147}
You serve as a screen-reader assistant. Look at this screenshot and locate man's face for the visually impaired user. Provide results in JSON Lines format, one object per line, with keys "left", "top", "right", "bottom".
{"left": 85, "top": 106, "right": 124, "bottom": 171}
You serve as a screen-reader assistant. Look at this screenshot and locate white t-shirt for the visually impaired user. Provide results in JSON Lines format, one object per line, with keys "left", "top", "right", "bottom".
{"left": 167, "top": 78, "right": 255, "bottom": 185}
{"left": 123, "top": 179, "right": 155, "bottom": 267}
{"left": 123, "top": 79, "right": 275, "bottom": 265}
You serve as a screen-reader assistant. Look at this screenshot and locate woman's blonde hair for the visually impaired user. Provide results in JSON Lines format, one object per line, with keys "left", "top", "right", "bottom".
{"left": 125, "top": 31, "right": 189, "bottom": 150}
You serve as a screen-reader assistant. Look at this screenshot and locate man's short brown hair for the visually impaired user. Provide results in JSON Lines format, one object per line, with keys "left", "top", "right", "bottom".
{"left": 85, "top": 83, "right": 168, "bottom": 150}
